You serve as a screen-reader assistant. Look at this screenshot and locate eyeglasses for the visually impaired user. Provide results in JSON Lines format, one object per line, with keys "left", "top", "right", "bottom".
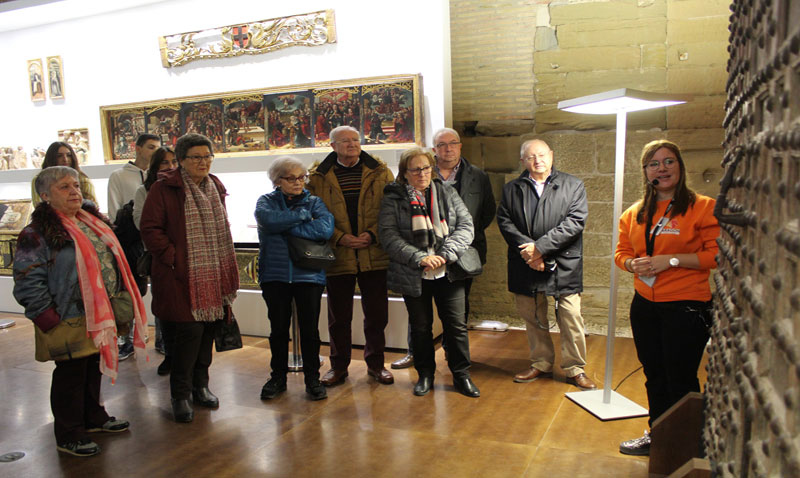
{"left": 522, "top": 152, "right": 550, "bottom": 162}
{"left": 333, "top": 138, "right": 360, "bottom": 144}
{"left": 645, "top": 158, "right": 678, "bottom": 170}
{"left": 281, "top": 175, "right": 307, "bottom": 183}
{"left": 435, "top": 141, "right": 461, "bottom": 149}
{"left": 407, "top": 166, "right": 432, "bottom": 175}
{"left": 185, "top": 154, "right": 214, "bottom": 163}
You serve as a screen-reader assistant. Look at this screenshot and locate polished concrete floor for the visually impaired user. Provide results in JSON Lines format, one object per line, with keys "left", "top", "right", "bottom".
{"left": 0, "top": 312, "right": 704, "bottom": 477}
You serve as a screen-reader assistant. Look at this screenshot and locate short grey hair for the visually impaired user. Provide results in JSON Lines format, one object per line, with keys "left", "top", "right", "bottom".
{"left": 520, "top": 139, "right": 551, "bottom": 159}
{"left": 268, "top": 156, "right": 307, "bottom": 185}
{"left": 432, "top": 127, "right": 460, "bottom": 146}
{"left": 35, "top": 166, "right": 79, "bottom": 197}
{"left": 329, "top": 125, "right": 360, "bottom": 144}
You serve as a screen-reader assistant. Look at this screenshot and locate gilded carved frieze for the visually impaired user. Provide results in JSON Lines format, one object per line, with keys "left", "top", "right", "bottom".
{"left": 159, "top": 10, "right": 336, "bottom": 68}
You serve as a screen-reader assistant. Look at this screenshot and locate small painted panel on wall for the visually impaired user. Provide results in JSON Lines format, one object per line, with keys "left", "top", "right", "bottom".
{"left": 47, "top": 56, "right": 64, "bottom": 100}
{"left": 224, "top": 95, "right": 265, "bottom": 152}
{"left": 182, "top": 100, "right": 224, "bottom": 153}
{"left": 145, "top": 104, "right": 181, "bottom": 149}
{"left": 265, "top": 91, "right": 313, "bottom": 150}
{"left": 57, "top": 128, "right": 89, "bottom": 165}
{"left": 159, "top": 10, "right": 337, "bottom": 68}
{"left": 109, "top": 109, "right": 146, "bottom": 161}
{"left": 312, "top": 87, "right": 361, "bottom": 147}
{"left": 361, "top": 82, "right": 415, "bottom": 145}
{"left": 99, "top": 74, "right": 422, "bottom": 163}
{"left": 27, "top": 59, "right": 45, "bottom": 102}
{"left": 0, "top": 200, "right": 33, "bottom": 235}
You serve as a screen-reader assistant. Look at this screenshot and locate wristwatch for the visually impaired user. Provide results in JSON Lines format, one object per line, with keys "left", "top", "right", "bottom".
{"left": 669, "top": 257, "right": 680, "bottom": 268}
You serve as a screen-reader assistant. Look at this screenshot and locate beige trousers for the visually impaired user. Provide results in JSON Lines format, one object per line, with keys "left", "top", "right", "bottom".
{"left": 514, "top": 292, "right": 587, "bottom": 378}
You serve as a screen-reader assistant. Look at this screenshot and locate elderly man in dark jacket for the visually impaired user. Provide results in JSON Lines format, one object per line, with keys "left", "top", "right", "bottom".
{"left": 496, "top": 139, "right": 596, "bottom": 390}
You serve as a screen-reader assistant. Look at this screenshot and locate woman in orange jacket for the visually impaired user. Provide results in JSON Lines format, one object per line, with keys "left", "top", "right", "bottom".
{"left": 614, "top": 140, "right": 720, "bottom": 456}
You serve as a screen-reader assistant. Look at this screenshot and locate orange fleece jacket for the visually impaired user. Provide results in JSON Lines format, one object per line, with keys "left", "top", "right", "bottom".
{"left": 615, "top": 195, "right": 719, "bottom": 302}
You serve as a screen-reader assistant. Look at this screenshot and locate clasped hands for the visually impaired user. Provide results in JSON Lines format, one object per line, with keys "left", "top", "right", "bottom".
{"left": 519, "top": 243, "right": 545, "bottom": 271}
{"left": 629, "top": 255, "right": 670, "bottom": 277}
{"left": 420, "top": 254, "right": 446, "bottom": 272}
{"left": 338, "top": 232, "right": 372, "bottom": 249}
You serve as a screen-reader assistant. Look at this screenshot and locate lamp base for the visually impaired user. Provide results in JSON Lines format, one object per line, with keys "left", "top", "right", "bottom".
{"left": 565, "top": 389, "right": 648, "bottom": 421}
{"left": 467, "top": 320, "right": 509, "bottom": 332}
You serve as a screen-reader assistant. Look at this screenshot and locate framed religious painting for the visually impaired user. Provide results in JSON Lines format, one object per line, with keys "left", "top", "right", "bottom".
{"left": 264, "top": 91, "right": 313, "bottom": 149}
{"left": 27, "top": 59, "right": 45, "bottom": 102}
{"left": 99, "top": 74, "right": 423, "bottom": 161}
{"left": 146, "top": 105, "right": 182, "bottom": 148}
{"left": 361, "top": 82, "right": 415, "bottom": 144}
{"left": 0, "top": 200, "right": 33, "bottom": 235}
{"left": 181, "top": 100, "right": 224, "bottom": 153}
{"left": 312, "top": 87, "right": 361, "bottom": 147}
{"left": 107, "top": 109, "right": 146, "bottom": 162}
{"left": 46, "top": 56, "right": 65, "bottom": 100}
{"left": 223, "top": 96, "right": 265, "bottom": 152}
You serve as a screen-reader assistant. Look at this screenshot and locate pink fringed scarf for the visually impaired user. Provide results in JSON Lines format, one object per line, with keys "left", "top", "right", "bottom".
{"left": 56, "top": 208, "right": 148, "bottom": 380}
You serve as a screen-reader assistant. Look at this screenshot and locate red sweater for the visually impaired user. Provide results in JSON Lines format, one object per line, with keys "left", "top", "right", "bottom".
{"left": 614, "top": 195, "right": 719, "bottom": 302}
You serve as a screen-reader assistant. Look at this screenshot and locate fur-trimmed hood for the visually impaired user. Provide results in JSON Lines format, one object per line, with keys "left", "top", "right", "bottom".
{"left": 18, "top": 200, "right": 108, "bottom": 252}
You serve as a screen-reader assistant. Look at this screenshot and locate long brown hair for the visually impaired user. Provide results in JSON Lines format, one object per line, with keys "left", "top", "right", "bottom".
{"left": 635, "top": 140, "right": 696, "bottom": 224}
{"left": 42, "top": 141, "right": 82, "bottom": 171}
{"left": 144, "top": 146, "right": 175, "bottom": 191}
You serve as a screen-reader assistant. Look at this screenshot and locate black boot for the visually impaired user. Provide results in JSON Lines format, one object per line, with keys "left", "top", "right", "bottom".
{"left": 172, "top": 399, "right": 193, "bottom": 423}
{"left": 192, "top": 387, "right": 219, "bottom": 408}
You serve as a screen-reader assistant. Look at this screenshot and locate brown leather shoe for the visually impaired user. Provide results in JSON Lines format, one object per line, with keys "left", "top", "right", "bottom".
{"left": 320, "top": 369, "right": 348, "bottom": 387}
{"left": 391, "top": 354, "right": 414, "bottom": 369}
{"left": 367, "top": 367, "right": 394, "bottom": 384}
{"left": 567, "top": 372, "right": 597, "bottom": 390}
{"left": 513, "top": 367, "right": 553, "bottom": 383}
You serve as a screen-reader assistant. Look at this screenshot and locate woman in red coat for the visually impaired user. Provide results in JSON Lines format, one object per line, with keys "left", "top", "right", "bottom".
{"left": 140, "top": 133, "right": 239, "bottom": 423}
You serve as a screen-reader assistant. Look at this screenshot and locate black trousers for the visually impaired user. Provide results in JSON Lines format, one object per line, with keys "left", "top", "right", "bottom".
{"left": 51, "top": 353, "right": 110, "bottom": 444}
{"left": 630, "top": 293, "right": 711, "bottom": 427}
{"left": 161, "top": 321, "right": 216, "bottom": 400}
{"left": 261, "top": 281, "right": 324, "bottom": 385}
{"left": 407, "top": 277, "right": 472, "bottom": 355}
{"left": 403, "top": 277, "right": 471, "bottom": 380}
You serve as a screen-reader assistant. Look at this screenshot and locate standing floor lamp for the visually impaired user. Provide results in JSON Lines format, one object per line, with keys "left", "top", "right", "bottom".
{"left": 557, "top": 88, "right": 690, "bottom": 420}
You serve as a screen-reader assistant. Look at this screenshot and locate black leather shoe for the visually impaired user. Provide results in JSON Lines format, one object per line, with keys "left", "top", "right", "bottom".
{"left": 260, "top": 378, "right": 287, "bottom": 400}
{"left": 306, "top": 381, "right": 328, "bottom": 401}
{"left": 171, "top": 399, "right": 193, "bottom": 423}
{"left": 453, "top": 377, "right": 480, "bottom": 398}
{"left": 157, "top": 356, "right": 171, "bottom": 376}
{"left": 413, "top": 375, "right": 433, "bottom": 396}
{"left": 192, "top": 387, "right": 219, "bottom": 409}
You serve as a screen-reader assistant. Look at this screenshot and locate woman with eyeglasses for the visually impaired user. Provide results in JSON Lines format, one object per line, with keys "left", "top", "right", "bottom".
{"left": 255, "top": 156, "right": 333, "bottom": 401}
{"left": 140, "top": 134, "right": 239, "bottom": 423}
{"left": 378, "top": 147, "right": 479, "bottom": 398}
{"left": 614, "top": 140, "right": 719, "bottom": 456}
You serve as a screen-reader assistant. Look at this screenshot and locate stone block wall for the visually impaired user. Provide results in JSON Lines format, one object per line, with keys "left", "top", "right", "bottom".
{"left": 449, "top": 0, "right": 731, "bottom": 333}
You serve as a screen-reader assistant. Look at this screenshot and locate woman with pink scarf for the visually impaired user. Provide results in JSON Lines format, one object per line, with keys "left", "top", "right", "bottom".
{"left": 13, "top": 166, "right": 147, "bottom": 457}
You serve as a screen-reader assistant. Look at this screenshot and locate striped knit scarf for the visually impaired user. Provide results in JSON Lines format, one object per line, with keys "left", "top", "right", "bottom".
{"left": 407, "top": 182, "right": 449, "bottom": 251}
{"left": 57, "top": 208, "right": 147, "bottom": 381}
{"left": 181, "top": 168, "right": 239, "bottom": 322}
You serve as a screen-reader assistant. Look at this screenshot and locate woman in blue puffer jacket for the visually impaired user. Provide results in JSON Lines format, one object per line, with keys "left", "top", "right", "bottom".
{"left": 255, "top": 156, "right": 334, "bottom": 401}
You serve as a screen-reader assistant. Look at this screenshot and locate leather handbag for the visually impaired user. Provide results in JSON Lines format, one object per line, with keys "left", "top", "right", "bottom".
{"left": 286, "top": 235, "right": 336, "bottom": 270}
{"left": 136, "top": 250, "right": 152, "bottom": 277}
{"left": 110, "top": 290, "right": 135, "bottom": 337}
{"left": 451, "top": 246, "right": 483, "bottom": 277}
{"left": 215, "top": 318, "right": 243, "bottom": 352}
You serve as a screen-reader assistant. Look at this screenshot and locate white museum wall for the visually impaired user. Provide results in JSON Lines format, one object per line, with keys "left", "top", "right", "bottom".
{"left": 0, "top": 0, "right": 451, "bottom": 344}
{"left": 0, "top": 0, "right": 449, "bottom": 161}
